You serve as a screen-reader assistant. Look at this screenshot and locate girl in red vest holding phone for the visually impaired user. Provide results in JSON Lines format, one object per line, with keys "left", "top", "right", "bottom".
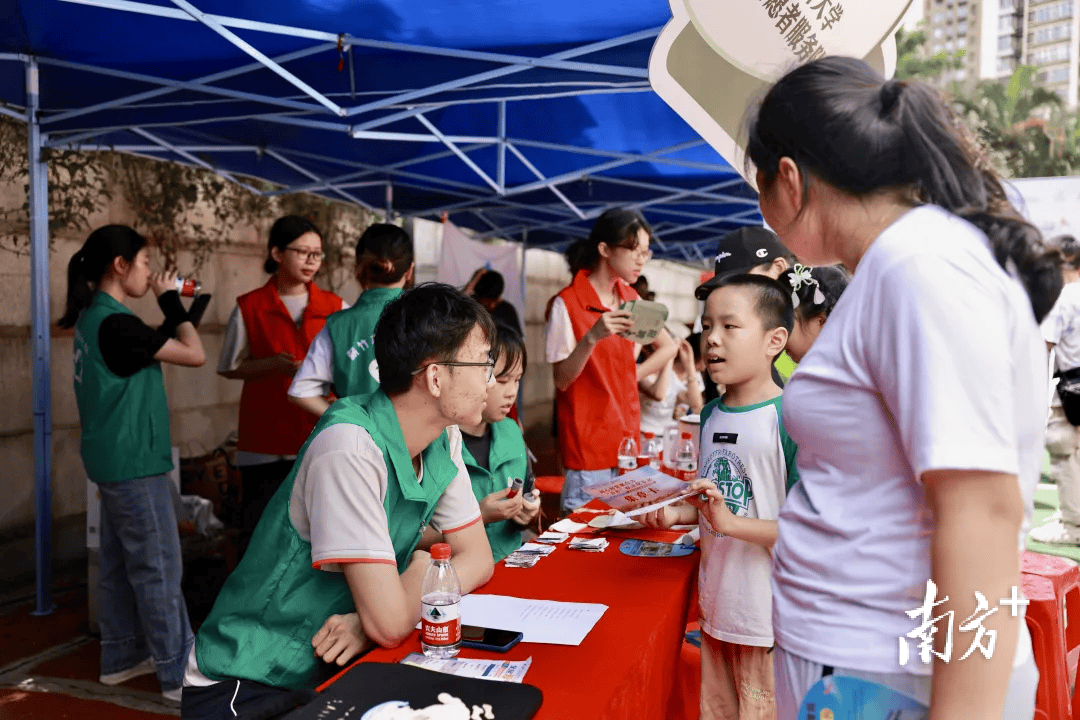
{"left": 217, "top": 216, "right": 344, "bottom": 555}
{"left": 545, "top": 208, "right": 676, "bottom": 514}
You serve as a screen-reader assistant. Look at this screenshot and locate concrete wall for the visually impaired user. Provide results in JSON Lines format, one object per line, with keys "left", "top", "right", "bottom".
{"left": 0, "top": 188, "right": 707, "bottom": 577}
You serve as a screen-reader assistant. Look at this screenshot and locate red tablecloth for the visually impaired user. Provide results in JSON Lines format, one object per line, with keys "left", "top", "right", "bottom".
{"left": 327, "top": 509, "right": 699, "bottom": 720}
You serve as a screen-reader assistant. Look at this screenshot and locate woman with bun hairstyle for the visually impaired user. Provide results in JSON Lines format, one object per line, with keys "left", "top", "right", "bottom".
{"left": 750, "top": 57, "right": 1062, "bottom": 719}
{"left": 289, "top": 223, "right": 414, "bottom": 416}
{"left": 545, "top": 207, "right": 677, "bottom": 514}
{"left": 59, "top": 225, "right": 206, "bottom": 702}
{"left": 218, "top": 215, "right": 344, "bottom": 555}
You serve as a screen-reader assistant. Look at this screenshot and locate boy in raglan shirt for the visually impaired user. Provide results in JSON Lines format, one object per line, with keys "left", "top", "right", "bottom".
{"left": 643, "top": 274, "right": 799, "bottom": 720}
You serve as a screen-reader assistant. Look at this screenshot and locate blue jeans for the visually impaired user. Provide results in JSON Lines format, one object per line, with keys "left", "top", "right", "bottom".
{"left": 560, "top": 468, "right": 617, "bottom": 515}
{"left": 97, "top": 474, "right": 193, "bottom": 692}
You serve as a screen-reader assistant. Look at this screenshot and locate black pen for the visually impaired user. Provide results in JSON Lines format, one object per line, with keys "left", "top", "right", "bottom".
{"left": 586, "top": 305, "right": 607, "bottom": 313}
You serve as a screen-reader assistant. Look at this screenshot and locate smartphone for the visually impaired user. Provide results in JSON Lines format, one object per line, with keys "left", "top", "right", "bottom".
{"left": 461, "top": 625, "right": 524, "bottom": 652}
{"left": 505, "top": 477, "right": 524, "bottom": 499}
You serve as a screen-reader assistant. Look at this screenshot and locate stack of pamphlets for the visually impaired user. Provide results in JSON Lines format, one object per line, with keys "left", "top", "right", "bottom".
{"left": 534, "top": 530, "right": 568, "bottom": 544}
{"left": 569, "top": 537, "right": 609, "bottom": 552}
{"left": 504, "top": 542, "right": 556, "bottom": 568}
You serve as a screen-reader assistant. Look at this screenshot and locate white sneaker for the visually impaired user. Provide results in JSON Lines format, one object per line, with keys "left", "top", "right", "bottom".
{"left": 99, "top": 657, "right": 155, "bottom": 685}
{"left": 162, "top": 687, "right": 183, "bottom": 703}
{"left": 1030, "top": 519, "right": 1080, "bottom": 545}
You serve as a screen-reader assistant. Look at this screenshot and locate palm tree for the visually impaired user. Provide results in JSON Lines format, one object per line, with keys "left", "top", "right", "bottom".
{"left": 955, "top": 66, "right": 1077, "bottom": 178}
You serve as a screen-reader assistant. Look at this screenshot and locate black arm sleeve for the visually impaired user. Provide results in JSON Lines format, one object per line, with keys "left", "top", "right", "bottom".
{"left": 98, "top": 314, "right": 169, "bottom": 378}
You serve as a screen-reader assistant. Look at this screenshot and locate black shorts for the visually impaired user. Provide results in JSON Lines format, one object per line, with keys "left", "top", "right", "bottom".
{"left": 181, "top": 679, "right": 315, "bottom": 720}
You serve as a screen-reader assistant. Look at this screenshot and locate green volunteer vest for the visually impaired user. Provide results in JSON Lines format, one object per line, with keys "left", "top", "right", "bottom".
{"left": 194, "top": 390, "right": 459, "bottom": 689}
{"left": 73, "top": 292, "right": 173, "bottom": 483}
{"left": 461, "top": 418, "right": 528, "bottom": 563}
{"left": 326, "top": 287, "right": 402, "bottom": 397}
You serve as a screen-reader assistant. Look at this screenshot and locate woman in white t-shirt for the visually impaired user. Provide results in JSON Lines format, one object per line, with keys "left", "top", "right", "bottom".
{"left": 1032, "top": 235, "right": 1080, "bottom": 545}
{"left": 747, "top": 57, "right": 1062, "bottom": 719}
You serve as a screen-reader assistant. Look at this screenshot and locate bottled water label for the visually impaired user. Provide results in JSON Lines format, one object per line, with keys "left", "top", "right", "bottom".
{"left": 618, "top": 455, "right": 637, "bottom": 470}
{"left": 421, "top": 600, "right": 461, "bottom": 647}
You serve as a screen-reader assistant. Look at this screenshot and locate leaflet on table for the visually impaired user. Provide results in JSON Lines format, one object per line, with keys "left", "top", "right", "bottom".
{"left": 583, "top": 466, "right": 697, "bottom": 517}
{"left": 617, "top": 299, "right": 669, "bottom": 343}
{"left": 400, "top": 653, "right": 532, "bottom": 683}
{"left": 460, "top": 595, "right": 607, "bottom": 646}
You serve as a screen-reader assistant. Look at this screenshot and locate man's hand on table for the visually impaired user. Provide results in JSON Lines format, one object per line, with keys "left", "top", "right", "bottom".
{"left": 480, "top": 487, "right": 524, "bottom": 524}
{"left": 511, "top": 492, "right": 541, "bottom": 526}
{"left": 312, "top": 612, "right": 369, "bottom": 666}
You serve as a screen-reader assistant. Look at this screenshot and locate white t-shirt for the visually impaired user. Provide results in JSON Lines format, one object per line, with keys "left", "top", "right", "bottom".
{"left": 218, "top": 293, "right": 348, "bottom": 465}
{"left": 772, "top": 205, "right": 1047, "bottom": 674}
{"left": 186, "top": 421, "right": 481, "bottom": 686}
{"left": 289, "top": 326, "right": 335, "bottom": 398}
{"left": 697, "top": 396, "right": 797, "bottom": 647}
{"left": 639, "top": 369, "right": 703, "bottom": 434}
{"left": 545, "top": 296, "right": 577, "bottom": 364}
{"left": 1042, "top": 281, "right": 1080, "bottom": 372}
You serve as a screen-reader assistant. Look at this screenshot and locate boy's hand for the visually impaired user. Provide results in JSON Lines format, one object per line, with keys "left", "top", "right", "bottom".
{"left": 511, "top": 492, "right": 540, "bottom": 526}
{"left": 480, "top": 487, "right": 524, "bottom": 524}
{"left": 312, "top": 612, "right": 368, "bottom": 666}
{"left": 640, "top": 504, "right": 679, "bottom": 530}
{"left": 687, "top": 479, "right": 733, "bottom": 534}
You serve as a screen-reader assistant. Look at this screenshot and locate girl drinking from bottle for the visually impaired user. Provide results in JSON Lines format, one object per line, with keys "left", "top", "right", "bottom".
{"left": 59, "top": 225, "right": 206, "bottom": 702}
{"left": 218, "top": 215, "right": 344, "bottom": 556}
{"left": 545, "top": 208, "right": 676, "bottom": 514}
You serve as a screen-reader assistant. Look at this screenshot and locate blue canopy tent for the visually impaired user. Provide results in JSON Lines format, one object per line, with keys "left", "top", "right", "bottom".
{"left": 2, "top": 0, "right": 762, "bottom": 613}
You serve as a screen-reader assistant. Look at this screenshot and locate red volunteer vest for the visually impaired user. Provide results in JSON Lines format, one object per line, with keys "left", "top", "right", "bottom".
{"left": 236, "top": 279, "right": 343, "bottom": 455}
{"left": 554, "top": 270, "right": 641, "bottom": 470}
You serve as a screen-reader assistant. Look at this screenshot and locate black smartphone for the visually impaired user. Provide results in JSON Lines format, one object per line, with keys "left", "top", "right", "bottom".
{"left": 460, "top": 625, "right": 523, "bottom": 652}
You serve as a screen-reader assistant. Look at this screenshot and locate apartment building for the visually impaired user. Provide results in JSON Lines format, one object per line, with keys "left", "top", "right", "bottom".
{"left": 923, "top": 0, "right": 1080, "bottom": 106}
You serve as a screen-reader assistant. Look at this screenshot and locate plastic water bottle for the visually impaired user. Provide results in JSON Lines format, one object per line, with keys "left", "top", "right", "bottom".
{"left": 421, "top": 543, "right": 461, "bottom": 658}
{"left": 675, "top": 431, "right": 698, "bottom": 481}
{"left": 617, "top": 436, "right": 639, "bottom": 475}
{"left": 643, "top": 432, "right": 663, "bottom": 469}
{"left": 662, "top": 423, "right": 680, "bottom": 474}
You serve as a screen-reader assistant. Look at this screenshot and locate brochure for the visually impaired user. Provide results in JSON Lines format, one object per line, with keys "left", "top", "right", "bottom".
{"left": 618, "top": 299, "right": 669, "bottom": 343}
{"left": 583, "top": 466, "right": 696, "bottom": 517}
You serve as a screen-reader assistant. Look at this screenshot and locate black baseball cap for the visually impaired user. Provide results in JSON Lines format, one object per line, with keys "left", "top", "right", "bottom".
{"left": 694, "top": 227, "right": 793, "bottom": 300}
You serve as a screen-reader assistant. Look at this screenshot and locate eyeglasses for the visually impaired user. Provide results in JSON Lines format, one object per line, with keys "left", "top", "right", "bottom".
{"left": 285, "top": 247, "right": 325, "bottom": 263}
{"left": 411, "top": 358, "right": 497, "bottom": 383}
{"left": 616, "top": 245, "right": 653, "bottom": 261}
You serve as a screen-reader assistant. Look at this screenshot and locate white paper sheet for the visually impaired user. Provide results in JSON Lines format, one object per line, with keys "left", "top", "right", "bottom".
{"left": 460, "top": 595, "right": 608, "bottom": 646}
{"left": 547, "top": 518, "right": 588, "bottom": 534}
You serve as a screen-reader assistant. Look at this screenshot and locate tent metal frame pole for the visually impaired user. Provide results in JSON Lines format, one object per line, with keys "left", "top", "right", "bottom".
{"left": 62, "top": 0, "right": 654, "bottom": 78}
{"left": 261, "top": 148, "right": 378, "bottom": 211}
{"left": 414, "top": 114, "right": 501, "bottom": 192}
{"left": 39, "top": 49, "right": 332, "bottom": 126}
{"left": 496, "top": 102, "right": 506, "bottom": 193}
{"left": 168, "top": 0, "right": 345, "bottom": 116}
{"left": 505, "top": 143, "right": 585, "bottom": 219}
{"left": 27, "top": 57, "right": 55, "bottom": 617}
{"left": 129, "top": 127, "right": 264, "bottom": 193}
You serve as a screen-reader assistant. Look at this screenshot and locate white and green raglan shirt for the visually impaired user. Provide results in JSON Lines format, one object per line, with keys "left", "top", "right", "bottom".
{"left": 697, "top": 395, "right": 799, "bottom": 647}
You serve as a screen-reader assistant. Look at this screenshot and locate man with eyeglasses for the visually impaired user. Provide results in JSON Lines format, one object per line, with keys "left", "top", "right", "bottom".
{"left": 182, "top": 283, "right": 496, "bottom": 720}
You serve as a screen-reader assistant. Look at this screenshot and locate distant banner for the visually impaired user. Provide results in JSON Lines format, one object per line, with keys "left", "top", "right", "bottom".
{"left": 650, "top": 0, "right": 911, "bottom": 185}
{"left": 1009, "top": 176, "right": 1080, "bottom": 241}
{"left": 437, "top": 220, "right": 525, "bottom": 323}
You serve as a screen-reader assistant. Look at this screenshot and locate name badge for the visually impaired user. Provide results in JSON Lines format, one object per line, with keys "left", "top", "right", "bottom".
{"left": 713, "top": 433, "right": 738, "bottom": 444}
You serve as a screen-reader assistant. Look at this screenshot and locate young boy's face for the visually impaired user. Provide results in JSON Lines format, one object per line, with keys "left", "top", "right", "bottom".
{"left": 700, "top": 285, "right": 783, "bottom": 387}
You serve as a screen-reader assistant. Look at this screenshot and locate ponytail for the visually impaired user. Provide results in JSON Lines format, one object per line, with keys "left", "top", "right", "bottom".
{"left": 57, "top": 225, "right": 148, "bottom": 328}
{"left": 748, "top": 56, "right": 1062, "bottom": 322}
{"left": 355, "top": 223, "right": 413, "bottom": 287}
{"left": 782, "top": 264, "right": 849, "bottom": 322}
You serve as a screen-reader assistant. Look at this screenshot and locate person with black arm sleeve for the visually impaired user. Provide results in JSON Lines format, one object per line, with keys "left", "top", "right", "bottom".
{"left": 58, "top": 224, "right": 207, "bottom": 703}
